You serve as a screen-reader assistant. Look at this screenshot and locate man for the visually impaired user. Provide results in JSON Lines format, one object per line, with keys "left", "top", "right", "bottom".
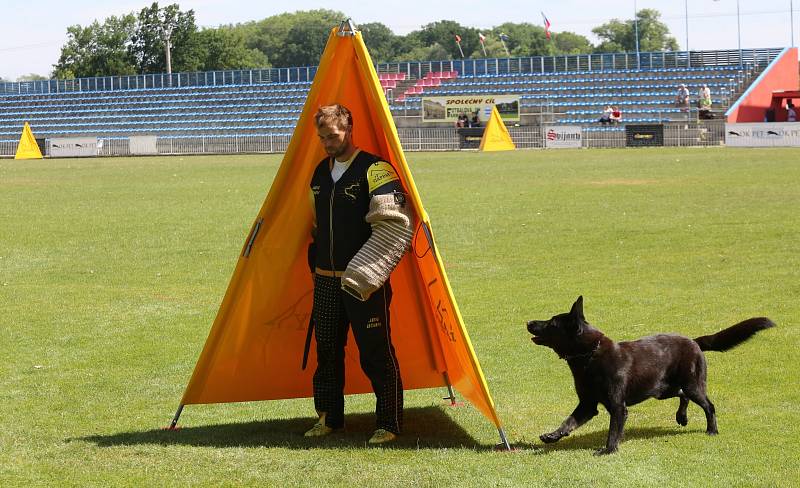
{"left": 305, "top": 104, "right": 414, "bottom": 445}
{"left": 676, "top": 83, "right": 690, "bottom": 111}
{"left": 787, "top": 101, "right": 797, "bottom": 122}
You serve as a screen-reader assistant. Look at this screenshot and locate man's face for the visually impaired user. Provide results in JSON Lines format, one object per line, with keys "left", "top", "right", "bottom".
{"left": 317, "top": 122, "right": 351, "bottom": 159}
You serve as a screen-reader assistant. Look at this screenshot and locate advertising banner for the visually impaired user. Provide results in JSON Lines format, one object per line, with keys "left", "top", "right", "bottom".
{"left": 725, "top": 123, "right": 800, "bottom": 147}
{"left": 625, "top": 124, "right": 664, "bottom": 147}
{"left": 48, "top": 137, "right": 99, "bottom": 157}
{"left": 422, "top": 95, "right": 520, "bottom": 123}
{"left": 129, "top": 135, "right": 159, "bottom": 155}
{"left": 543, "top": 125, "right": 582, "bottom": 148}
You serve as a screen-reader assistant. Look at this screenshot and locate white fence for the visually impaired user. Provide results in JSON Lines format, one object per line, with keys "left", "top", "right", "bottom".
{"left": 0, "top": 121, "right": 729, "bottom": 158}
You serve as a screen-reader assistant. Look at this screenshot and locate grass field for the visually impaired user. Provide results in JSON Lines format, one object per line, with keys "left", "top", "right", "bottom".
{"left": 1, "top": 148, "right": 798, "bottom": 487}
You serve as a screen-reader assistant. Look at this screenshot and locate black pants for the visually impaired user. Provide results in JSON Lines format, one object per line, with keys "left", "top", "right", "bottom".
{"left": 311, "top": 274, "right": 403, "bottom": 434}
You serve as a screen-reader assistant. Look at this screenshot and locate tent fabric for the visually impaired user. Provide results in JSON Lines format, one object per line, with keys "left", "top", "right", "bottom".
{"left": 15, "top": 122, "right": 43, "bottom": 160}
{"left": 179, "top": 25, "right": 503, "bottom": 429}
{"left": 479, "top": 106, "right": 516, "bottom": 152}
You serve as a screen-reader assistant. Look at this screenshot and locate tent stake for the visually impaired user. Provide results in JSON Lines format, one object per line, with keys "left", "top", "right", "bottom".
{"left": 442, "top": 372, "right": 457, "bottom": 405}
{"left": 168, "top": 404, "right": 184, "bottom": 430}
{"left": 497, "top": 427, "right": 512, "bottom": 451}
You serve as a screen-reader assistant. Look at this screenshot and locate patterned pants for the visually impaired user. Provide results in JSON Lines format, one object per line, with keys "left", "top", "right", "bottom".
{"left": 311, "top": 274, "right": 403, "bottom": 434}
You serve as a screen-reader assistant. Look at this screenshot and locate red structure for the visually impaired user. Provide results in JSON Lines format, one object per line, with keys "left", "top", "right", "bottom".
{"left": 726, "top": 47, "right": 799, "bottom": 122}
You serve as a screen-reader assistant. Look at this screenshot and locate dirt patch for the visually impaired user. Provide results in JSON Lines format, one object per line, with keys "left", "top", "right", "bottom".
{"left": 587, "top": 179, "right": 659, "bottom": 186}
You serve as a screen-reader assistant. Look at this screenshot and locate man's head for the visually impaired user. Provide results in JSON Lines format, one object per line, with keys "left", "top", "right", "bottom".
{"left": 315, "top": 104, "right": 354, "bottom": 159}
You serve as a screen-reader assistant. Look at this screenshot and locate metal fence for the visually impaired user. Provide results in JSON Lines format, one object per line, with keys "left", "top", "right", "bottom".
{"left": 1, "top": 48, "right": 781, "bottom": 96}
{"left": 0, "top": 122, "right": 727, "bottom": 158}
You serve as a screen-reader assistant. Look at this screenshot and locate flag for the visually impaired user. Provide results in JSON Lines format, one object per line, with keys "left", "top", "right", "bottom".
{"left": 499, "top": 33, "right": 509, "bottom": 42}
{"left": 478, "top": 32, "right": 487, "bottom": 57}
{"left": 541, "top": 12, "right": 551, "bottom": 40}
{"left": 498, "top": 33, "right": 510, "bottom": 56}
{"left": 478, "top": 32, "right": 486, "bottom": 44}
{"left": 455, "top": 34, "right": 462, "bottom": 44}
{"left": 454, "top": 34, "right": 464, "bottom": 58}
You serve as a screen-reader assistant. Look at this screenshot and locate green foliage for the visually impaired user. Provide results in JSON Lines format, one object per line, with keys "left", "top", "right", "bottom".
{"left": 1, "top": 149, "right": 798, "bottom": 485}
{"left": 193, "top": 27, "right": 268, "bottom": 71}
{"left": 240, "top": 10, "right": 345, "bottom": 68}
{"left": 51, "top": 6, "right": 683, "bottom": 76}
{"left": 53, "top": 15, "right": 138, "bottom": 78}
{"left": 593, "top": 8, "right": 679, "bottom": 53}
{"left": 16, "top": 73, "right": 49, "bottom": 81}
{"left": 130, "top": 2, "right": 200, "bottom": 73}
{"left": 359, "top": 22, "right": 401, "bottom": 63}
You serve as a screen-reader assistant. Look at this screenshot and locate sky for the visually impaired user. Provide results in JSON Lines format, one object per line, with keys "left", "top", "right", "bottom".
{"left": 1, "top": 0, "right": 798, "bottom": 80}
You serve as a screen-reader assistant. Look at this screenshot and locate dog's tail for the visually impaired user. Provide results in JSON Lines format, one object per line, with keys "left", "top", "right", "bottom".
{"left": 694, "top": 317, "right": 775, "bottom": 352}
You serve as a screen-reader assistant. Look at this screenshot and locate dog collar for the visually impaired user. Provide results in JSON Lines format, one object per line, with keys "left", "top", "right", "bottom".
{"left": 561, "top": 340, "right": 601, "bottom": 361}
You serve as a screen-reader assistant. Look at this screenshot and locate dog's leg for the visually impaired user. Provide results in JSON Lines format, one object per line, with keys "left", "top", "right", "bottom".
{"left": 540, "top": 402, "right": 598, "bottom": 444}
{"left": 686, "top": 391, "right": 717, "bottom": 435}
{"left": 676, "top": 393, "right": 689, "bottom": 426}
{"left": 595, "top": 403, "right": 627, "bottom": 456}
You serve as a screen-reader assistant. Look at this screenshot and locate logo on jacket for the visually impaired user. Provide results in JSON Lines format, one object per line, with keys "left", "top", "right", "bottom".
{"left": 343, "top": 182, "right": 360, "bottom": 201}
{"left": 366, "top": 317, "right": 383, "bottom": 329}
{"left": 367, "top": 161, "right": 400, "bottom": 192}
{"left": 311, "top": 185, "right": 321, "bottom": 195}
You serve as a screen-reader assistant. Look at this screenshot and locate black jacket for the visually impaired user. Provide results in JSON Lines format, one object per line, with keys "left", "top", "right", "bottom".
{"left": 309, "top": 150, "right": 405, "bottom": 272}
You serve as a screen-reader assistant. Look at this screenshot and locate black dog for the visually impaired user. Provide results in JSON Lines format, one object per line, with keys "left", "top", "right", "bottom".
{"left": 527, "top": 296, "right": 774, "bottom": 455}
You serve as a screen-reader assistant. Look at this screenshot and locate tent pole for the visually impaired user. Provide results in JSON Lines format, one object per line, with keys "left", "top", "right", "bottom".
{"left": 442, "top": 372, "right": 457, "bottom": 405}
{"left": 168, "top": 404, "right": 184, "bottom": 430}
{"left": 497, "top": 427, "right": 512, "bottom": 451}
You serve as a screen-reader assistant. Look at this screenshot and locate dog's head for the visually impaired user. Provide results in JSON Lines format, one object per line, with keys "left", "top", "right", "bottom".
{"left": 527, "top": 296, "right": 590, "bottom": 357}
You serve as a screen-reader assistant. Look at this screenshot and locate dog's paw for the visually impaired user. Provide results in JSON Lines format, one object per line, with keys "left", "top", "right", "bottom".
{"left": 593, "top": 446, "right": 618, "bottom": 456}
{"left": 676, "top": 412, "right": 688, "bottom": 426}
{"left": 539, "top": 432, "right": 562, "bottom": 444}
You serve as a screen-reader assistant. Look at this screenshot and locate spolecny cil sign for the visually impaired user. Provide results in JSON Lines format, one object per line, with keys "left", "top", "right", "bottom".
{"left": 422, "top": 95, "right": 521, "bottom": 123}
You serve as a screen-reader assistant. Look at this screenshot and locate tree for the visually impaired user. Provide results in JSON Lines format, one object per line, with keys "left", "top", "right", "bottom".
{"left": 394, "top": 42, "right": 450, "bottom": 62}
{"left": 593, "top": 8, "right": 678, "bottom": 53}
{"left": 552, "top": 32, "right": 593, "bottom": 55}
{"left": 360, "top": 22, "right": 400, "bottom": 63}
{"left": 241, "top": 10, "right": 345, "bottom": 67}
{"left": 130, "top": 2, "right": 201, "bottom": 73}
{"left": 194, "top": 27, "right": 268, "bottom": 70}
{"left": 53, "top": 15, "right": 138, "bottom": 78}
{"left": 406, "top": 21, "right": 478, "bottom": 60}
{"left": 16, "top": 74, "right": 49, "bottom": 81}
{"left": 491, "top": 23, "right": 551, "bottom": 57}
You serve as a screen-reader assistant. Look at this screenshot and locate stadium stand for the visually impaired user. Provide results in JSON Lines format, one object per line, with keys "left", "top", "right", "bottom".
{"left": 0, "top": 48, "right": 783, "bottom": 155}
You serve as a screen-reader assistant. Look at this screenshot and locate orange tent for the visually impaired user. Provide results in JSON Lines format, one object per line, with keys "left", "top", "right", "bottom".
{"left": 172, "top": 20, "right": 508, "bottom": 448}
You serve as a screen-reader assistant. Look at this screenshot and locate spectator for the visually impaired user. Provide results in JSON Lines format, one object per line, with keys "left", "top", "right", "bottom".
{"left": 676, "top": 83, "right": 690, "bottom": 111}
{"left": 610, "top": 106, "right": 622, "bottom": 124}
{"left": 787, "top": 101, "right": 797, "bottom": 122}
{"left": 599, "top": 105, "right": 613, "bottom": 125}
{"left": 699, "top": 84, "right": 712, "bottom": 108}
{"left": 469, "top": 112, "right": 481, "bottom": 128}
{"left": 455, "top": 113, "right": 468, "bottom": 128}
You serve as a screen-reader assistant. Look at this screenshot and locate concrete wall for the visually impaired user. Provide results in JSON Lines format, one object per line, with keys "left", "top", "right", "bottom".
{"left": 726, "top": 47, "right": 799, "bottom": 122}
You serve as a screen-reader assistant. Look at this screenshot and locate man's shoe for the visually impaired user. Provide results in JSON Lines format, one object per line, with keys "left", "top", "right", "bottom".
{"left": 304, "top": 413, "right": 335, "bottom": 437}
{"left": 368, "top": 429, "right": 397, "bottom": 445}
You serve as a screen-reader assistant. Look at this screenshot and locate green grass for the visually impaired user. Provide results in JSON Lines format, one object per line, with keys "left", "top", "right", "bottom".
{"left": 1, "top": 148, "right": 798, "bottom": 487}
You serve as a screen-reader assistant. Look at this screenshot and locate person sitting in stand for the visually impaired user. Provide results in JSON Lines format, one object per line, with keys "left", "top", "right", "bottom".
{"left": 455, "top": 113, "right": 468, "bottom": 128}
{"left": 676, "top": 83, "right": 690, "bottom": 112}
{"left": 469, "top": 112, "right": 481, "bottom": 128}
{"left": 609, "top": 106, "right": 622, "bottom": 125}
{"left": 599, "top": 105, "right": 612, "bottom": 125}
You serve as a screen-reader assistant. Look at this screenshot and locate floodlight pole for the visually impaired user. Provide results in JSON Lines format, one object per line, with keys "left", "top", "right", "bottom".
{"left": 633, "top": 0, "right": 641, "bottom": 69}
{"left": 161, "top": 24, "right": 174, "bottom": 75}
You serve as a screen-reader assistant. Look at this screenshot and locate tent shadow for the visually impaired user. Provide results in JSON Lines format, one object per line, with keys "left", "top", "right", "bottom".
{"left": 514, "top": 426, "right": 703, "bottom": 454}
{"left": 74, "top": 406, "right": 484, "bottom": 450}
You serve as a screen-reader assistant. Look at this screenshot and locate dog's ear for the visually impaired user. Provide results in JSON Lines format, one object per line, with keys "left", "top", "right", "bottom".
{"left": 569, "top": 296, "right": 585, "bottom": 321}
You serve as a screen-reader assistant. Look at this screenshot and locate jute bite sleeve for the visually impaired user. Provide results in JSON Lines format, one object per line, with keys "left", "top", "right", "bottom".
{"left": 341, "top": 193, "right": 414, "bottom": 300}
